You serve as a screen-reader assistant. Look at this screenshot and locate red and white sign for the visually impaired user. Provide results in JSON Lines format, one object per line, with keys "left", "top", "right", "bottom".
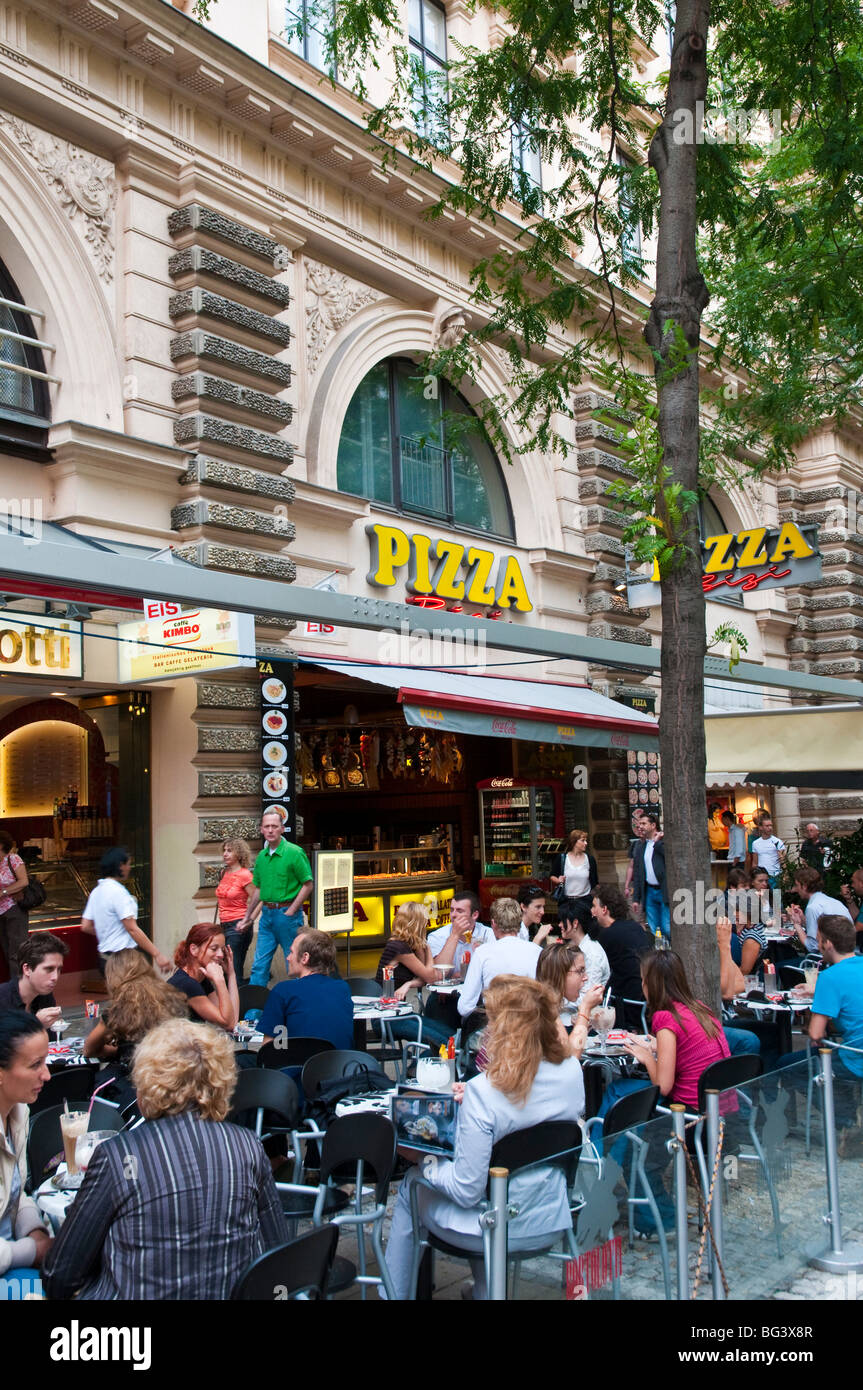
{"left": 143, "top": 598, "right": 182, "bottom": 621}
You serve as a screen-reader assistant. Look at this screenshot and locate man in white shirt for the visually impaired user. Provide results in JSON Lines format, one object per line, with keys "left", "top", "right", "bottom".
{"left": 747, "top": 816, "right": 786, "bottom": 887}
{"left": 80, "top": 846, "right": 171, "bottom": 973}
{"left": 788, "top": 867, "right": 853, "bottom": 953}
{"left": 457, "top": 897, "right": 541, "bottom": 1017}
{"left": 427, "top": 890, "right": 493, "bottom": 974}
{"left": 722, "top": 811, "right": 747, "bottom": 865}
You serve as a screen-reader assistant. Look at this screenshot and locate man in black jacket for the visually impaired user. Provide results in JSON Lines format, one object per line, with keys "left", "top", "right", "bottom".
{"left": 630, "top": 813, "right": 670, "bottom": 941}
{"left": 591, "top": 883, "right": 652, "bottom": 1030}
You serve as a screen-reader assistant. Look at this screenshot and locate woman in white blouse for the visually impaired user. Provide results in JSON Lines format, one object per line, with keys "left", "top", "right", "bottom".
{"left": 385, "top": 974, "right": 584, "bottom": 1300}
{"left": 550, "top": 829, "right": 598, "bottom": 929}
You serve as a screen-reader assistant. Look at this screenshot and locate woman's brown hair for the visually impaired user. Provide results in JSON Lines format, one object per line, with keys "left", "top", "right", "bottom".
{"left": 174, "top": 922, "right": 224, "bottom": 971}
{"left": 566, "top": 829, "right": 588, "bottom": 851}
{"left": 483, "top": 975, "right": 569, "bottom": 1106}
{"left": 104, "top": 949, "right": 187, "bottom": 1043}
{"left": 223, "top": 838, "right": 252, "bottom": 870}
{"left": 641, "top": 950, "right": 721, "bottom": 1042}
{"left": 536, "top": 942, "right": 583, "bottom": 1004}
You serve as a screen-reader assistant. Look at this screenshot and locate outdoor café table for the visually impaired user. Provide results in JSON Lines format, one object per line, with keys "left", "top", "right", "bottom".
{"left": 352, "top": 1000, "right": 414, "bottom": 1052}
{"left": 334, "top": 1087, "right": 399, "bottom": 1119}
{"left": 732, "top": 991, "right": 811, "bottom": 1055}
{"left": 581, "top": 1043, "right": 648, "bottom": 1120}
{"left": 762, "top": 929, "right": 800, "bottom": 968}
{"left": 35, "top": 1168, "right": 77, "bottom": 1233}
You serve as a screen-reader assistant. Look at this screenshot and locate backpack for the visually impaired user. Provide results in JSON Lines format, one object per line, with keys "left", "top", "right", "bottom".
{"left": 304, "top": 1061, "right": 392, "bottom": 1130}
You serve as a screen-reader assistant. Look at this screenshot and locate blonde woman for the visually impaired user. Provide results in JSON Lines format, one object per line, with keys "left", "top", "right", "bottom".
{"left": 43, "top": 1018, "right": 288, "bottom": 1300}
{"left": 384, "top": 975, "right": 585, "bottom": 1300}
{"left": 216, "top": 838, "right": 257, "bottom": 982}
{"left": 83, "top": 950, "right": 188, "bottom": 1105}
{"left": 374, "top": 902, "right": 452, "bottom": 1048}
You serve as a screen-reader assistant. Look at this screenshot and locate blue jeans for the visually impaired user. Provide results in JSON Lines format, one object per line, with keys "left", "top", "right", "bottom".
{"left": 644, "top": 885, "right": 670, "bottom": 939}
{"left": 0, "top": 1268, "right": 43, "bottom": 1299}
{"left": 223, "top": 918, "right": 252, "bottom": 981}
{"left": 249, "top": 907, "right": 304, "bottom": 987}
{"left": 724, "top": 1025, "right": 761, "bottom": 1057}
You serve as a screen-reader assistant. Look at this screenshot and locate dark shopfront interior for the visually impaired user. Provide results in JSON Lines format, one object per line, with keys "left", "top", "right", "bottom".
{"left": 0, "top": 689, "right": 151, "bottom": 999}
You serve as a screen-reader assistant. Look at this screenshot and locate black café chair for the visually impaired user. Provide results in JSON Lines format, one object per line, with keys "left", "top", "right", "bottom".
{"left": 582, "top": 1084, "right": 670, "bottom": 1298}
{"left": 232, "top": 1225, "right": 339, "bottom": 1300}
{"left": 238, "top": 984, "right": 270, "bottom": 1017}
{"left": 410, "top": 1120, "right": 582, "bottom": 1300}
{"left": 275, "top": 1112, "right": 398, "bottom": 1300}
{"left": 257, "top": 1037, "right": 335, "bottom": 1070}
{"left": 345, "top": 978, "right": 382, "bottom": 998}
{"left": 26, "top": 1105, "right": 66, "bottom": 1191}
{"left": 691, "top": 1054, "right": 782, "bottom": 1256}
{"left": 228, "top": 1068, "right": 301, "bottom": 1156}
{"left": 30, "top": 1066, "right": 95, "bottom": 1116}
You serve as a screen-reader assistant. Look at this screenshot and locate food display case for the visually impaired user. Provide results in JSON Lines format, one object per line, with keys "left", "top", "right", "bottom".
{"left": 478, "top": 777, "right": 564, "bottom": 911}
{"left": 349, "top": 833, "right": 457, "bottom": 949}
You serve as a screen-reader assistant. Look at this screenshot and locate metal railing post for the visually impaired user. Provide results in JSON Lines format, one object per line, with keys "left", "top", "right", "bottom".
{"left": 670, "top": 1104, "right": 689, "bottom": 1300}
{"left": 705, "top": 1090, "right": 725, "bottom": 1301}
{"left": 488, "top": 1166, "right": 510, "bottom": 1300}
{"left": 808, "top": 1048, "right": 863, "bottom": 1273}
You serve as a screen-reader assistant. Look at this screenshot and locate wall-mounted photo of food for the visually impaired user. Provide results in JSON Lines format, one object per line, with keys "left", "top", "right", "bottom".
{"left": 263, "top": 741, "right": 288, "bottom": 767}
{"left": 262, "top": 677, "right": 287, "bottom": 703}
{"left": 264, "top": 803, "right": 289, "bottom": 823}
{"left": 262, "top": 710, "right": 287, "bottom": 735}
{"left": 263, "top": 770, "right": 288, "bottom": 797}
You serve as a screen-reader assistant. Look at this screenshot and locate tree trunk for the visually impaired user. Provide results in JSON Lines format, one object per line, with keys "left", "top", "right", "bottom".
{"left": 645, "top": 0, "right": 719, "bottom": 1012}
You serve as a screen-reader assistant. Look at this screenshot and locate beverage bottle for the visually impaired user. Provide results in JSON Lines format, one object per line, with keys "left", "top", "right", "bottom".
{"left": 654, "top": 928, "right": 663, "bottom": 951}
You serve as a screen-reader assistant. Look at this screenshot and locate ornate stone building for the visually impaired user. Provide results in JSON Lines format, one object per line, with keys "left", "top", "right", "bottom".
{"left": 0, "top": 0, "right": 858, "bottom": 973}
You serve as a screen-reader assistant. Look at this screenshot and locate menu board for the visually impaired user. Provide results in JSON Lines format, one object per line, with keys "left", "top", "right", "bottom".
{"left": 313, "top": 850, "right": 354, "bottom": 935}
{"left": 259, "top": 659, "right": 296, "bottom": 837}
{"left": 627, "top": 748, "right": 661, "bottom": 816}
{"left": 0, "top": 721, "right": 88, "bottom": 816}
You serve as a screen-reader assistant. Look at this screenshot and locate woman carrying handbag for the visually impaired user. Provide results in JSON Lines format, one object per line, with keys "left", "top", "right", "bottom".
{"left": 550, "top": 829, "right": 598, "bottom": 929}
{"left": 0, "top": 831, "right": 30, "bottom": 980}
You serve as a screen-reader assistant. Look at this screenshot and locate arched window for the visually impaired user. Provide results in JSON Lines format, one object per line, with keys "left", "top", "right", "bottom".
{"left": 700, "top": 493, "right": 742, "bottom": 606}
{"left": 337, "top": 357, "right": 515, "bottom": 538}
{"left": 0, "top": 259, "right": 50, "bottom": 455}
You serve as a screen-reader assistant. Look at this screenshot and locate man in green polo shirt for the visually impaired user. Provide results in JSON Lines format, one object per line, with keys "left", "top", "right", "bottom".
{"left": 241, "top": 811, "right": 314, "bottom": 987}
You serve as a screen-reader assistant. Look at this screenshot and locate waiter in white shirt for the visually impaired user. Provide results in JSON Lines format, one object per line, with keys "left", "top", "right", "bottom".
{"left": 80, "top": 846, "right": 171, "bottom": 974}
{"left": 458, "top": 897, "right": 541, "bottom": 1017}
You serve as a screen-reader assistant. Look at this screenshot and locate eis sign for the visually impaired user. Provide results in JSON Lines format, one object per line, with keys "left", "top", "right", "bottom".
{"left": 367, "top": 523, "right": 532, "bottom": 616}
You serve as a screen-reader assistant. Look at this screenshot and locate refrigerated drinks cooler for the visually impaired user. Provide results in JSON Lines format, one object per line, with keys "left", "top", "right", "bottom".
{"left": 477, "top": 777, "right": 564, "bottom": 912}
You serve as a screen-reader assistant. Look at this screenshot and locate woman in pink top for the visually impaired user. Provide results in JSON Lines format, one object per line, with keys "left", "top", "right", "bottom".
{"left": 624, "top": 950, "right": 730, "bottom": 1107}
{"left": 215, "top": 839, "right": 256, "bottom": 983}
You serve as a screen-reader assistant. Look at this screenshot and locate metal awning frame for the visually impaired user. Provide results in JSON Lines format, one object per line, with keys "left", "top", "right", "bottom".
{"left": 1, "top": 530, "right": 862, "bottom": 702}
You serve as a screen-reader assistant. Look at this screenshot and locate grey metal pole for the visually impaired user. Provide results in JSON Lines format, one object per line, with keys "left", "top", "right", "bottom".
{"left": 705, "top": 1090, "right": 725, "bottom": 1301}
{"left": 487, "top": 1167, "right": 509, "bottom": 1300}
{"left": 808, "top": 1048, "right": 863, "bottom": 1273}
{"left": 670, "top": 1104, "right": 689, "bottom": 1301}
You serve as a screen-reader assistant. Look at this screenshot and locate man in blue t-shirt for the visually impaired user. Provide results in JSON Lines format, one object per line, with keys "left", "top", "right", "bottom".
{"left": 258, "top": 929, "right": 353, "bottom": 1052}
{"left": 809, "top": 915, "right": 863, "bottom": 1079}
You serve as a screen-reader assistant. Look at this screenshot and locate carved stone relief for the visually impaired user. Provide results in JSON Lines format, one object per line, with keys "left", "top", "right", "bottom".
{"left": 304, "top": 258, "right": 382, "bottom": 374}
{"left": 0, "top": 110, "right": 115, "bottom": 281}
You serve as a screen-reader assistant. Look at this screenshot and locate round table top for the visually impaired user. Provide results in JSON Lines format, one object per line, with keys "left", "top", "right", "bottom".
{"left": 733, "top": 993, "right": 811, "bottom": 1013}
{"left": 352, "top": 1002, "right": 414, "bottom": 1020}
{"left": 35, "top": 1169, "right": 77, "bottom": 1231}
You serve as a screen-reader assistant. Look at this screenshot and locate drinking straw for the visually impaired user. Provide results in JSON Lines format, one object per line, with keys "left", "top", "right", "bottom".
{"left": 63, "top": 1098, "right": 69, "bottom": 1116}
{"left": 88, "top": 1077, "right": 116, "bottom": 1117}
{"left": 602, "top": 986, "right": 611, "bottom": 1008}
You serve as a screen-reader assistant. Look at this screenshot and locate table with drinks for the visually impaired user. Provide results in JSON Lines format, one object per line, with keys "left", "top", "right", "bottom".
{"left": 35, "top": 1108, "right": 117, "bottom": 1232}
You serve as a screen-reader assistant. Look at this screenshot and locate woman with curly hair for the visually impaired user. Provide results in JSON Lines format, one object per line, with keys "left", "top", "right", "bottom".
{"left": 384, "top": 974, "right": 584, "bottom": 1300}
{"left": 375, "top": 902, "right": 452, "bottom": 1048}
{"left": 83, "top": 951, "right": 188, "bottom": 1105}
{"left": 43, "top": 1018, "right": 288, "bottom": 1299}
{"left": 168, "top": 922, "right": 239, "bottom": 1031}
{"left": 215, "top": 838, "right": 258, "bottom": 983}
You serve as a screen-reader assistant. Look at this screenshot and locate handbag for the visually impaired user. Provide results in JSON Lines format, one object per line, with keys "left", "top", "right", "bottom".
{"left": 17, "top": 875, "right": 46, "bottom": 912}
{"left": 552, "top": 852, "right": 567, "bottom": 904}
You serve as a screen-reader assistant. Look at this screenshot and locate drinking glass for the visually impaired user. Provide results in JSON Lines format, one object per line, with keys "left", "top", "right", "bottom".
{"left": 416, "top": 1057, "right": 451, "bottom": 1091}
{"left": 435, "top": 964, "right": 454, "bottom": 983}
{"left": 51, "top": 1018, "right": 70, "bottom": 1045}
{"left": 74, "top": 1129, "right": 115, "bottom": 1174}
{"left": 591, "top": 1005, "right": 616, "bottom": 1054}
{"left": 803, "top": 967, "right": 819, "bottom": 992}
{"left": 59, "top": 1110, "right": 89, "bottom": 1180}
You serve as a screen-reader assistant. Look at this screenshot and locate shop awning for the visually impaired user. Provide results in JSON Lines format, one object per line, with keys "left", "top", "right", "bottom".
{"left": 310, "top": 660, "right": 660, "bottom": 751}
{"left": 706, "top": 704, "right": 863, "bottom": 789}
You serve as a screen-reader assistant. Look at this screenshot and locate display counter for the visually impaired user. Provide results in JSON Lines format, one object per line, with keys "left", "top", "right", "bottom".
{"left": 350, "top": 850, "right": 457, "bottom": 947}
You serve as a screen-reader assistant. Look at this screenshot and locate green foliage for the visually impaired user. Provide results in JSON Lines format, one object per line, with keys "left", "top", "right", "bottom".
{"left": 707, "top": 622, "right": 749, "bottom": 672}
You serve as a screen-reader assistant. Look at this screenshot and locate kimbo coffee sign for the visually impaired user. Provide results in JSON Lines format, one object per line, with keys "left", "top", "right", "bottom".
{"left": 259, "top": 658, "right": 296, "bottom": 837}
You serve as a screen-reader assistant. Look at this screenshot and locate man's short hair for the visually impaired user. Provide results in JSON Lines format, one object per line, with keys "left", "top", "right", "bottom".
{"left": 817, "top": 914, "right": 856, "bottom": 955}
{"left": 19, "top": 932, "right": 69, "bottom": 972}
{"left": 721, "top": 810, "right": 736, "bottom": 825}
{"left": 643, "top": 812, "right": 660, "bottom": 829}
{"left": 451, "top": 889, "right": 480, "bottom": 918}
{"left": 295, "top": 929, "right": 338, "bottom": 976}
{"left": 794, "top": 866, "right": 823, "bottom": 894}
{"left": 491, "top": 898, "right": 522, "bottom": 935}
{"left": 594, "top": 882, "right": 630, "bottom": 922}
